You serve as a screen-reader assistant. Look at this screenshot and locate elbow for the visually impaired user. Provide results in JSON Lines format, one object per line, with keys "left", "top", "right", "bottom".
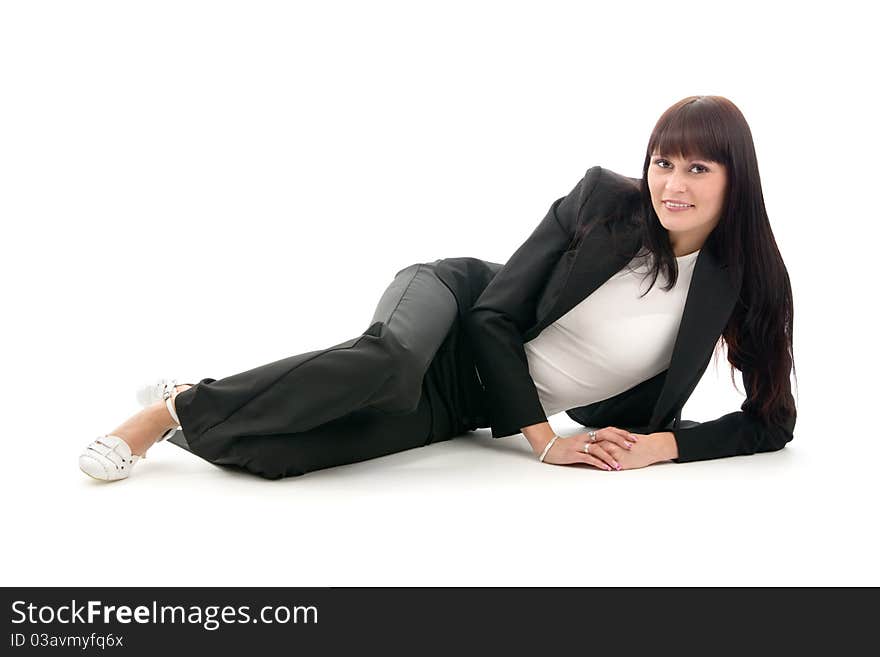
{"left": 466, "top": 302, "right": 502, "bottom": 322}
{"left": 775, "top": 407, "right": 796, "bottom": 449}
{"left": 463, "top": 307, "right": 487, "bottom": 337}
{"left": 765, "top": 415, "right": 795, "bottom": 453}
{"left": 464, "top": 306, "right": 507, "bottom": 337}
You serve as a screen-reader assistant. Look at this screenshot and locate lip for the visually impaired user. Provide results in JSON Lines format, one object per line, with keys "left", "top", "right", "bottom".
{"left": 662, "top": 200, "right": 694, "bottom": 212}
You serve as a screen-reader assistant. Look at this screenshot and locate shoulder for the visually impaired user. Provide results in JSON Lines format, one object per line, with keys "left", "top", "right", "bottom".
{"left": 585, "top": 165, "right": 642, "bottom": 198}
{"left": 579, "top": 165, "right": 643, "bottom": 225}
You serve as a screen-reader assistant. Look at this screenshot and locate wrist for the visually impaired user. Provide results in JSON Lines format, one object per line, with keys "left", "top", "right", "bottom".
{"left": 650, "top": 431, "right": 679, "bottom": 462}
{"left": 537, "top": 434, "right": 560, "bottom": 462}
{"left": 521, "top": 422, "right": 557, "bottom": 456}
{"left": 533, "top": 434, "right": 558, "bottom": 458}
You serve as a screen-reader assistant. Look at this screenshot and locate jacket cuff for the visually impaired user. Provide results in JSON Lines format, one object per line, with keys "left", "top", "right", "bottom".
{"left": 670, "top": 425, "right": 708, "bottom": 463}
{"left": 489, "top": 406, "right": 549, "bottom": 439}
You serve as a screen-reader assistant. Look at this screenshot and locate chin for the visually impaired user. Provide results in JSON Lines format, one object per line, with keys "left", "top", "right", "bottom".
{"left": 657, "top": 215, "right": 685, "bottom": 232}
{"left": 657, "top": 210, "right": 696, "bottom": 233}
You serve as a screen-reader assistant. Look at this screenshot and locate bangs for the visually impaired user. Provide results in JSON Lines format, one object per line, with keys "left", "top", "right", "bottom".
{"left": 648, "top": 102, "right": 729, "bottom": 164}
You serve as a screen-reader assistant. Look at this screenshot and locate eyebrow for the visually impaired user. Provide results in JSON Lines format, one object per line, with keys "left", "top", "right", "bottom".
{"left": 652, "top": 155, "right": 713, "bottom": 164}
{"left": 652, "top": 154, "right": 709, "bottom": 161}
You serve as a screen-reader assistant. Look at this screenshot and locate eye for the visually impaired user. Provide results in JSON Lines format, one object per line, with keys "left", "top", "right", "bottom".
{"left": 653, "top": 158, "right": 709, "bottom": 173}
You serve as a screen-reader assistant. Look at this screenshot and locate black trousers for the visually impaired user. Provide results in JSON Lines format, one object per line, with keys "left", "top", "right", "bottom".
{"left": 167, "top": 261, "right": 463, "bottom": 480}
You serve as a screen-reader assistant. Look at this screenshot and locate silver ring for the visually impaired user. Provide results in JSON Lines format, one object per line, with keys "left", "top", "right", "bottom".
{"left": 583, "top": 443, "right": 590, "bottom": 454}
{"left": 587, "top": 430, "right": 598, "bottom": 442}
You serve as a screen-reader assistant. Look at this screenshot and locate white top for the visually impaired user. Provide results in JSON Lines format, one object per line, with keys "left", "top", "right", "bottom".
{"left": 523, "top": 248, "right": 700, "bottom": 417}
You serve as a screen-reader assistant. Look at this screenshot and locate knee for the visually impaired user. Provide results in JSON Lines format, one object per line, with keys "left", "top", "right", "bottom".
{"left": 391, "top": 261, "right": 425, "bottom": 279}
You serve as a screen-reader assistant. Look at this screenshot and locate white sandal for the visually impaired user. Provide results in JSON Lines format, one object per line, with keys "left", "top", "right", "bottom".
{"left": 79, "top": 434, "right": 142, "bottom": 482}
{"left": 78, "top": 380, "right": 192, "bottom": 482}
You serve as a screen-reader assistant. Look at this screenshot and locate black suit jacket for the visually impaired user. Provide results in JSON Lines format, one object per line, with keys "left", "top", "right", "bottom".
{"left": 463, "top": 165, "right": 796, "bottom": 463}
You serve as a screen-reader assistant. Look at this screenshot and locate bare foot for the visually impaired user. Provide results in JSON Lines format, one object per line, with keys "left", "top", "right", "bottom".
{"left": 108, "top": 385, "right": 193, "bottom": 457}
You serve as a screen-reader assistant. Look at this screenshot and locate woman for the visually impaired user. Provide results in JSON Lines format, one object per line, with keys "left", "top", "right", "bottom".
{"left": 79, "top": 95, "right": 798, "bottom": 481}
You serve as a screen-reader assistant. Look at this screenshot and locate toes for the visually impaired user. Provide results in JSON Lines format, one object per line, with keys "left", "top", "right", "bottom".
{"left": 79, "top": 454, "right": 110, "bottom": 479}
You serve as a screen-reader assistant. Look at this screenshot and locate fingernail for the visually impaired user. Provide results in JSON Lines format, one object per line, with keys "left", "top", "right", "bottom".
{"left": 614, "top": 462, "right": 620, "bottom": 469}
{"left": 625, "top": 441, "right": 632, "bottom": 449}
{"left": 629, "top": 434, "right": 638, "bottom": 441}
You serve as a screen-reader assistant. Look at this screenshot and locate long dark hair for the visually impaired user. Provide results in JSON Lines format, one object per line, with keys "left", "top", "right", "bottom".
{"left": 576, "top": 96, "right": 797, "bottom": 427}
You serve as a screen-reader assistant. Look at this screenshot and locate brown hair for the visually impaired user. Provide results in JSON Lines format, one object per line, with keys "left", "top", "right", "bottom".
{"left": 574, "top": 96, "right": 797, "bottom": 428}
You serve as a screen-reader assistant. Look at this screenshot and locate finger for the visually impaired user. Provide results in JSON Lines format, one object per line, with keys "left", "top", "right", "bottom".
{"left": 580, "top": 454, "right": 613, "bottom": 471}
{"left": 599, "top": 427, "right": 635, "bottom": 450}
{"left": 607, "top": 426, "right": 639, "bottom": 443}
{"left": 587, "top": 444, "right": 620, "bottom": 470}
{"left": 621, "top": 427, "right": 641, "bottom": 442}
{"left": 603, "top": 443, "right": 622, "bottom": 460}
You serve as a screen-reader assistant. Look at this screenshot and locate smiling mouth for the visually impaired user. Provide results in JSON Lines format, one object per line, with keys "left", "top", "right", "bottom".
{"left": 663, "top": 201, "right": 694, "bottom": 209}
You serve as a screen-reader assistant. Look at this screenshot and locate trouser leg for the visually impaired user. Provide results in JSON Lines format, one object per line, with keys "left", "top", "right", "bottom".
{"left": 179, "top": 394, "right": 435, "bottom": 480}
{"left": 167, "top": 261, "right": 460, "bottom": 479}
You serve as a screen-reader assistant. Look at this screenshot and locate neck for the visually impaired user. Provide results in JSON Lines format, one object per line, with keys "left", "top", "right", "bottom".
{"left": 673, "top": 245, "right": 700, "bottom": 258}
{"left": 668, "top": 230, "right": 709, "bottom": 258}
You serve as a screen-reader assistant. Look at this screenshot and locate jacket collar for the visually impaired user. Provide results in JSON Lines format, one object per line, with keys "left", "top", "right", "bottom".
{"left": 523, "top": 219, "right": 743, "bottom": 431}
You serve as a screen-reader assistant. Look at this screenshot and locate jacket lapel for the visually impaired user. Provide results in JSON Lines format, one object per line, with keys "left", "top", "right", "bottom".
{"left": 647, "top": 244, "right": 741, "bottom": 429}
{"left": 522, "top": 219, "right": 742, "bottom": 432}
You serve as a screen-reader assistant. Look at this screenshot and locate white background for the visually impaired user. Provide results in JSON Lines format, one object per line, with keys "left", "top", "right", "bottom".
{"left": 2, "top": 0, "right": 877, "bottom": 586}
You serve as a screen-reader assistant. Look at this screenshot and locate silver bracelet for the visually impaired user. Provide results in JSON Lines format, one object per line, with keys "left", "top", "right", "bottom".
{"left": 538, "top": 434, "right": 560, "bottom": 462}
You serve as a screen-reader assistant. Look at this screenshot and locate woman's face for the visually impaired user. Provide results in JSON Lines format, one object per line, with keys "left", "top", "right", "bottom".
{"left": 647, "top": 151, "right": 728, "bottom": 255}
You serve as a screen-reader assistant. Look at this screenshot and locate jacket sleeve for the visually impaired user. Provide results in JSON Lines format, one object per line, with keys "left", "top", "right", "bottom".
{"left": 464, "top": 165, "right": 604, "bottom": 438}
{"left": 671, "top": 365, "right": 797, "bottom": 462}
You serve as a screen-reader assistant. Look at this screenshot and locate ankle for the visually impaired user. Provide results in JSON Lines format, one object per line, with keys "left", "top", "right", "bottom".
{"left": 167, "top": 384, "right": 192, "bottom": 427}
{"left": 152, "top": 399, "right": 179, "bottom": 432}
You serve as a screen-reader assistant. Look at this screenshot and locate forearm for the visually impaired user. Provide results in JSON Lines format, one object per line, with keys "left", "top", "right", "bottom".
{"left": 668, "top": 410, "right": 794, "bottom": 463}
{"left": 521, "top": 421, "right": 557, "bottom": 456}
{"left": 466, "top": 312, "right": 550, "bottom": 438}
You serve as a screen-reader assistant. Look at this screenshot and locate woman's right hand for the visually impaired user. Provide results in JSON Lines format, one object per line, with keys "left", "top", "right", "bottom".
{"left": 540, "top": 427, "right": 638, "bottom": 470}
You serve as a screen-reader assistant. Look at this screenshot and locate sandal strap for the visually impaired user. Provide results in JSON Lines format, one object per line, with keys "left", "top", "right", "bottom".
{"left": 84, "top": 435, "right": 140, "bottom": 469}
{"left": 160, "top": 379, "right": 177, "bottom": 402}
{"left": 161, "top": 381, "right": 181, "bottom": 426}
{"left": 152, "top": 378, "right": 193, "bottom": 441}
{"left": 165, "top": 395, "right": 180, "bottom": 427}
{"left": 79, "top": 435, "right": 141, "bottom": 480}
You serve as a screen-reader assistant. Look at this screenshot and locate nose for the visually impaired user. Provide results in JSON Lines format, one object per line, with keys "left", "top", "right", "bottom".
{"left": 665, "top": 173, "right": 687, "bottom": 194}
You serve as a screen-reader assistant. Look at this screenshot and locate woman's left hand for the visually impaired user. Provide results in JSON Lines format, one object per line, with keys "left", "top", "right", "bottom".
{"left": 593, "top": 432, "right": 669, "bottom": 470}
